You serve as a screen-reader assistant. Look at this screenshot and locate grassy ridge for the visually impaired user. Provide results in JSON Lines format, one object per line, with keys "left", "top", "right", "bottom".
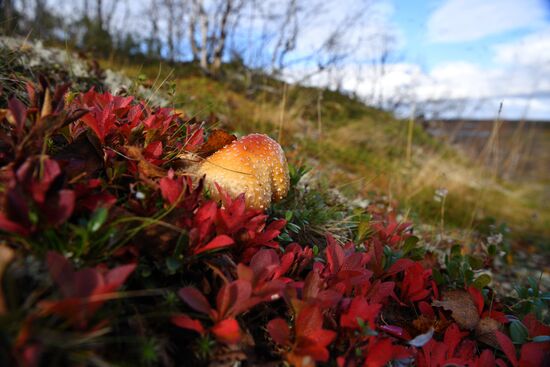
{"left": 94, "top": 57, "right": 548, "bottom": 244}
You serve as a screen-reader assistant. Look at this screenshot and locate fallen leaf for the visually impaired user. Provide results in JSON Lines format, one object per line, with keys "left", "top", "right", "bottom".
{"left": 476, "top": 317, "right": 501, "bottom": 348}
{"left": 432, "top": 289, "right": 480, "bottom": 330}
{"left": 125, "top": 145, "right": 166, "bottom": 178}
{"left": 197, "top": 129, "right": 236, "bottom": 157}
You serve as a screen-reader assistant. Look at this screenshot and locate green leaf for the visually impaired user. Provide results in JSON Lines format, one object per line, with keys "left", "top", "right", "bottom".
{"left": 447, "top": 260, "right": 460, "bottom": 279}
{"left": 532, "top": 335, "right": 550, "bottom": 343}
{"left": 527, "top": 276, "right": 539, "bottom": 296}
{"left": 357, "top": 317, "right": 366, "bottom": 330}
{"left": 166, "top": 257, "right": 182, "bottom": 274}
{"left": 473, "top": 274, "right": 492, "bottom": 289}
{"left": 287, "top": 223, "right": 301, "bottom": 234}
{"left": 89, "top": 207, "right": 108, "bottom": 233}
{"left": 410, "top": 247, "right": 426, "bottom": 261}
{"left": 450, "top": 244, "right": 462, "bottom": 259}
{"left": 464, "top": 268, "right": 474, "bottom": 285}
{"left": 510, "top": 320, "right": 529, "bottom": 344}
{"left": 432, "top": 268, "right": 445, "bottom": 285}
{"left": 467, "top": 255, "right": 483, "bottom": 270}
{"left": 285, "top": 211, "right": 293, "bottom": 221}
{"left": 312, "top": 245, "right": 319, "bottom": 256}
{"left": 541, "top": 292, "right": 550, "bottom": 301}
{"left": 403, "top": 236, "right": 419, "bottom": 254}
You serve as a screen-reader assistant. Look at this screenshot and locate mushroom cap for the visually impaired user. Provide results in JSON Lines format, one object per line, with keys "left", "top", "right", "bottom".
{"left": 197, "top": 133, "right": 290, "bottom": 210}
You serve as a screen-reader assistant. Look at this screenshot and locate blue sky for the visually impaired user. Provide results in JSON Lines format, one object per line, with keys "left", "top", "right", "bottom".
{"left": 393, "top": 0, "right": 549, "bottom": 69}
{"left": 376, "top": 0, "right": 550, "bottom": 119}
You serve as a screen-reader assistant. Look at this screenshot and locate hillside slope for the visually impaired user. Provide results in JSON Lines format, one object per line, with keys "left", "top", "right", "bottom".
{"left": 101, "top": 56, "right": 550, "bottom": 246}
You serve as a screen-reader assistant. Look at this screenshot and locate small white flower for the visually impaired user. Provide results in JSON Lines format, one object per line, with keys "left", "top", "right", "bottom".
{"left": 135, "top": 191, "right": 146, "bottom": 200}
{"left": 487, "top": 233, "right": 503, "bottom": 245}
{"left": 433, "top": 188, "right": 448, "bottom": 202}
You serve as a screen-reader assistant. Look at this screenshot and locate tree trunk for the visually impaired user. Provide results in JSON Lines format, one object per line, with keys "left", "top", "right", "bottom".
{"left": 198, "top": 1, "right": 208, "bottom": 72}
{"left": 1, "top": 0, "right": 14, "bottom": 34}
{"left": 96, "top": 0, "right": 103, "bottom": 30}
{"left": 211, "top": 0, "right": 233, "bottom": 73}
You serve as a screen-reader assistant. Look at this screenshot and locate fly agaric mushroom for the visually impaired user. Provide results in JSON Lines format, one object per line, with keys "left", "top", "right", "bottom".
{"left": 197, "top": 133, "right": 290, "bottom": 210}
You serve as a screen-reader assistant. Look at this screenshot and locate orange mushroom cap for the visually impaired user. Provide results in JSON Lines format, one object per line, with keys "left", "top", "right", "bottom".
{"left": 197, "top": 133, "right": 290, "bottom": 210}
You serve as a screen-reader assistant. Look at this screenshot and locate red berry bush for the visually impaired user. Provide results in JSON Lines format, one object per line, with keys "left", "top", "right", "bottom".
{"left": 0, "top": 83, "right": 548, "bottom": 366}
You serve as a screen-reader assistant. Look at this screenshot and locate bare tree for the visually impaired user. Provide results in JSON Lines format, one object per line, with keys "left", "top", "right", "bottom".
{"left": 0, "top": 0, "right": 15, "bottom": 33}
{"left": 270, "top": 0, "right": 299, "bottom": 72}
{"left": 188, "top": 0, "right": 246, "bottom": 74}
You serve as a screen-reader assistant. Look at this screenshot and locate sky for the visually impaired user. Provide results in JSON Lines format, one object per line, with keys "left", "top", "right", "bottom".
{"left": 364, "top": 0, "right": 550, "bottom": 119}
{"left": 44, "top": 0, "right": 550, "bottom": 120}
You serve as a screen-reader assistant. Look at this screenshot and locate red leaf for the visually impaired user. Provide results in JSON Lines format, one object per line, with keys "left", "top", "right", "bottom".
{"left": 519, "top": 342, "right": 548, "bottom": 367}
{"left": 178, "top": 287, "right": 212, "bottom": 315}
{"left": 0, "top": 213, "right": 30, "bottom": 236}
{"left": 444, "top": 323, "right": 468, "bottom": 357}
{"left": 340, "top": 297, "right": 381, "bottom": 329}
{"left": 296, "top": 304, "right": 324, "bottom": 338}
{"left": 326, "top": 239, "right": 344, "bottom": 274}
{"left": 367, "top": 280, "right": 397, "bottom": 305}
{"left": 43, "top": 189, "right": 75, "bottom": 226}
{"left": 483, "top": 310, "right": 509, "bottom": 324}
{"left": 249, "top": 249, "right": 279, "bottom": 277}
{"left": 102, "top": 264, "right": 137, "bottom": 292}
{"left": 299, "top": 330, "right": 336, "bottom": 360}
{"left": 194, "top": 235, "right": 234, "bottom": 255}
{"left": 267, "top": 318, "right": 291, "bottom": 345}
{"left": 523, "top": 313, "right": 550, "bottom": 337}
{"left": 171, "top": 314, "right": 205, "bottom": 334}
{"left": 159, "top": 172, "right": 183, "bottom": 205}
{"left": 216, "top": 280, "right": 252, "bottom": 318}
{"left": 418, "top": 301, "right": 435, "bottom": 318}
{"left": 386, "top": 258, "right": 415, "bottom": 276}
{"left": 467, "top": 285, "right": 484, "bottom": 316}
{"left": 8, "top": 97, "right": 27, "bottom": 136}
{"left": 17, "top": 158, "right": 60, "bottom": 204}
{"left": 46, "top": 251, "right": 75, "bottom": 298}
{"left": 72, "top": 268, "right": 103, "bottom": 298}
{"left": 218, "top": 193, "right": 247, "bottom": 232}
{"left": 364, "top": 338, "right": 394, "bottom": 367}
{"left": 184, "top": 125, "right": 205, "bottom": 152}
{"left": 495, "top": 330, "right": 519, "bottom": 367}
{"left": 476, "top": 349, "right": 496, "bottom": 367}
{"left": 211, "top": 318, "right": 241, "bottom": 344}
{"left": 144, "top": 141, "right": 163, "bottom": 159}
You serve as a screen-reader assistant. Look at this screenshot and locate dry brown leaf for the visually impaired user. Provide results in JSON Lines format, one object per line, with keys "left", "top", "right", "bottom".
{"left": 0, "top": 244, "right": 15, "bottom": 315}
{"left": 432, "top": 290, "right": 480, "bottom": 330}
{"left": 476, "top": 317, "right": 501, "bottom": 348}
{"left": 40, "top": 88, "right": 52, "bottom": 118}
{"left": 413, "top": 314, "right": 452, "bottom": 335}
{"left": 208, "top": 329, "right": 253, "bottom": 367}
{"left": 197, "top": 129, "right": 236, "bottom": 158}
{"left": 125, "top": 146, "right": 166, "bottom": 178}
{"left": 413, "top": 315, "right": 434, "bottom": 334}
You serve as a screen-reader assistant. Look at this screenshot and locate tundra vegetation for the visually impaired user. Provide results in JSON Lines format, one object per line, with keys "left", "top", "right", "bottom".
{"left": 0, "top": 1, "right": 548, "bottom": 366}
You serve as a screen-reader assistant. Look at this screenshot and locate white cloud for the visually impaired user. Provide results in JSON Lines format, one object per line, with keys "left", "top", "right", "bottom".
{"left": 493, "top": 27, "right": 550, "bottom": 69}
{"left": 427, "top": 0, "right": 548, "bottom": 43}
{"left": 303, "top": 26, "right": 550, "bottom": 119}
